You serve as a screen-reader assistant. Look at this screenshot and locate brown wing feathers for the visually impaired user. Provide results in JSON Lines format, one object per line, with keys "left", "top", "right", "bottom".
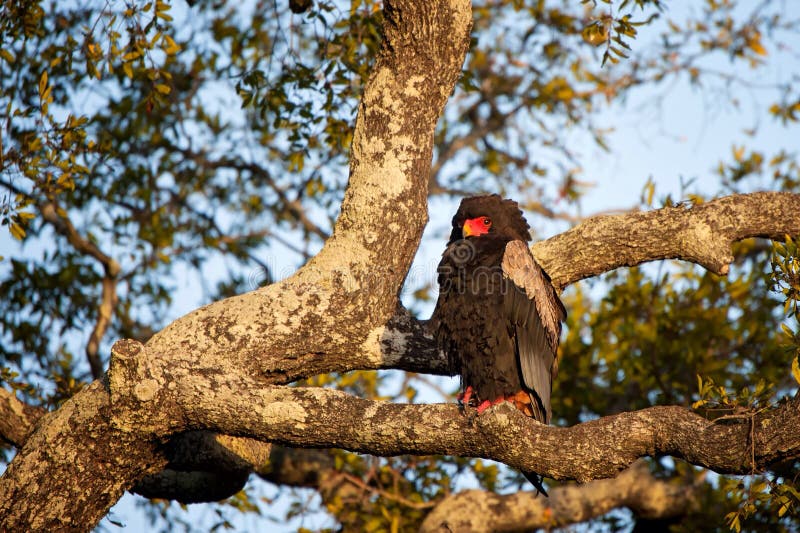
{"left": 502, "top": 241, "right": 561, "bottom": 423}
{"left": 434, "top": 196, "right": 565, "bottom": 422}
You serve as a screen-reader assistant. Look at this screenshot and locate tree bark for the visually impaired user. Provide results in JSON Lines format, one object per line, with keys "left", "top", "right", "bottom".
{"left": 534, "top": 191, "right": 800, "bottom": 290}
{"left": 104, "top": 343, "right": 800, "bottom": 482}
{"left": 0, "top": 381, "right": 166, "bottom": 530}
{"left": 0, "top": 388, "right": 43, "bottom": 447}
{"left": 420, "top": 461, "right": 700, "bottom": 532}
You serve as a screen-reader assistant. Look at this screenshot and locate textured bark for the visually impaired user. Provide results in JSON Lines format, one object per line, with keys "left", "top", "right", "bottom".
{"left": 420, "top": 461, "right": 699, "bottom": 532}
{"left": 131, "top": 433, "right": 271, "bottom": 502}
{"left": 532, "top": 192, "right": 800, "bottom": 290}
{"left": 0, "top": 388, "right": 44, "bottom": 447}
{"left": 103, "top": 342, "right": 800, "bottom": 482}
{"left": 0, "top": 381, "right": 166, "bottom": 531}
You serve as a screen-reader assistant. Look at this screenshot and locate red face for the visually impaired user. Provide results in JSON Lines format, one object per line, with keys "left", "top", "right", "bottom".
{"left": 462, "top": 216, "right": 492, "bottom": 237}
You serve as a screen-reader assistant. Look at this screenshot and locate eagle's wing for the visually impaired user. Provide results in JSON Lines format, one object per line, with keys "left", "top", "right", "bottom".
{"left": 501, "top": 240, "right": 566, "bottom": 423}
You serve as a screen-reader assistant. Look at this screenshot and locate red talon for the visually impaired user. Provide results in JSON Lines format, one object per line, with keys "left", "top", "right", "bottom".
{"left": 457, "top": 385, "right": 475, "bottom": 406}
{"left": 476, "top": 399, "right": 492, "bottom": 413}
{"left": 476, "top": 397, "right": 506, "bottom": 414}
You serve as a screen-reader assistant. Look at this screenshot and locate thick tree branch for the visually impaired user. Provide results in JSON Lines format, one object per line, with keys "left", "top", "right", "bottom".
{"left": 0, "top": 395, "right": 705, "bottom": 527}
{"left": 131, "top": 433, "right": 271, "bottom": 503}
{"left": 0, "top": 389, "right": 265, "bottom": 504}
{"left": 0, "top": 381, "right": 166, "bottom": 530}
{"left": 106, "top": 341, "right": 800, "bottom": 483}
{"left": 420, "top": 461, "right": 700, "bottom": 532}
{"left": 137, "top": 0, "right": 473, "bottom": 386}
{"left": 533, "top": 191, "right": 800, "bottom": 290}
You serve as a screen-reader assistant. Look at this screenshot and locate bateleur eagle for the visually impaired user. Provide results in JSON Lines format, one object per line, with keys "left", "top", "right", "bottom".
{"left": 432, "top": 194, "right": 566, "bottom": 493}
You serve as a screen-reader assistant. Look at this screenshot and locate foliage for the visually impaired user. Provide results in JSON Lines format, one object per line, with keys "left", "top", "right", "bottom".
{"left": 1, "top": 0, "right": 800, "bottom": 531}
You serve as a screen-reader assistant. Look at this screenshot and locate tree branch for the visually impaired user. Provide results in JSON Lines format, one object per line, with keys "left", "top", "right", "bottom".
{"left": 0, "top": 178, "right": 121, "bottom": 379}
{"left": 107, "top": 341, "right": 800, "bottom": 484}
{"left": 0, "top": 388, "right": 45, "bottom": 448}
{"left": 131, "top": 433, "right": 271, "bottom": 503}
{"left": 532, "top": 192, "right": 800, "bottom": 290}
{"left": 0, "top": 387, "right": 267, "bottom": 504}
{"left": 0, "top": 381, "right": 166, "bottom": 530}
{"left": 420, "top": 461, "right": 701, "bottom": 532}
{"left": 39, "top": 201, "right": 120, "bottom": 379}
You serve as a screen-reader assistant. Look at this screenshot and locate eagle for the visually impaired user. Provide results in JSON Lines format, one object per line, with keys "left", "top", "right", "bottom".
{"left": 431, "top": 194, "right": 566, "bottom": 493}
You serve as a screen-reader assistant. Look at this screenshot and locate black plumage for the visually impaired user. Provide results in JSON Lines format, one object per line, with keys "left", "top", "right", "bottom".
{"left": 431, "top": 194, "right": 566, "bottom": 492}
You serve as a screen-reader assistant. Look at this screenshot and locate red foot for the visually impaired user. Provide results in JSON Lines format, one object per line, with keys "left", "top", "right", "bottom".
{"left": 475, "top": 396, "right": 506, "bottom": 414}
{"left": 457, "top": 386, "right": 475, "bottom": 406}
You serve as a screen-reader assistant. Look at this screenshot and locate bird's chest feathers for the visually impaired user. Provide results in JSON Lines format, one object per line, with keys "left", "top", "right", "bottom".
{"left": 439, "top": 238, "right": 508, "bottom": 296}
{"left": 437, "top": 239, "right": 516, "bottom": 353}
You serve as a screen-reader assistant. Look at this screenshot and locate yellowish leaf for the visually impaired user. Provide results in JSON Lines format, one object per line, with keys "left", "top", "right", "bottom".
{"left": 10, "top": 223, "right": 26, "bottom": 240}
{"left": 582, "top": 23, "right": 607, "bottom": 47}
{"left": 38, "top": 71, "right": 48, "bottom": 98}
{"left": 643, "top": 177, "right": 655, "bottom": 206}
{"left": 87, "top": 43, "right": 101, "bottom": 59}
{"left": 163, "top": 35, "right": 181, "bottom": 55}
{"left": 749, "top": 33, "right": 767, "bottom": 56}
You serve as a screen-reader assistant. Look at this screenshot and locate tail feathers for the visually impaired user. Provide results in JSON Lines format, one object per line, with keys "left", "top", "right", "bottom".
{"left": 522, "top": 470, "right": 548, "bottom": 497}
{"left": 510, "top": 390, "right": 549, "bottom": 496}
